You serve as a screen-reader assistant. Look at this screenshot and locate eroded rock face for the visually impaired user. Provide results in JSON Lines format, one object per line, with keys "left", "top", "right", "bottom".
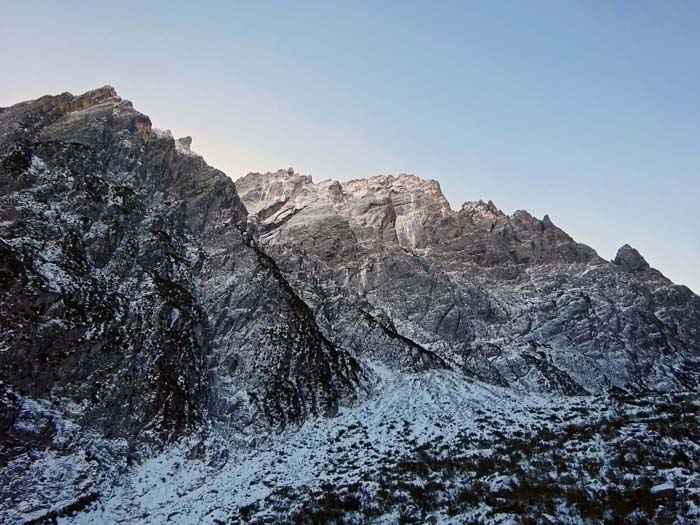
{"left": 614, "top": 243, "right": 651, "bottom": 272}
{"left": 2, "top": 87, "right": 700, "bottom": 525}
{"left": 0, "top": 88, "right": 360, "bottom": 453}
{"left": 2, "top": 88, "right": 698, "bottom": 440}
{"left": 237, "top": 169, "right": 700, "bottom": 395}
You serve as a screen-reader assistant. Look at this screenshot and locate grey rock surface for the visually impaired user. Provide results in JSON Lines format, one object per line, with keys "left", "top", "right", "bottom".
{"left": 0, "top": 88, "right": 360, "bottom": 455}
{"left": 237, "top": 169, "right": 700, "bottom": 396}
{"left": 1, "top": 87, "right": 700, "bottom": 525}
{"left": 614, "top": 243, "right": 651, "bottom": 272}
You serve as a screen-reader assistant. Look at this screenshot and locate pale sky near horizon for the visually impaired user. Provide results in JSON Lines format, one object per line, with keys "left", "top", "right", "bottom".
{"left": 2, "top": 1, "right": 698, "bottom": 292}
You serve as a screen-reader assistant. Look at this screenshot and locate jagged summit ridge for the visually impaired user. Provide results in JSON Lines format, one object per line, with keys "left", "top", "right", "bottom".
{"left": 614, "top": 243, "right": 651, "bottom": 272}
{"left": 238, "top": 168, "right": 454, "bottom": 250}
{"left": 237, "top": 169, "right": 599, "bottom": 264}
{"left": 239, "top": 169, "right": 700, "bottom": 397}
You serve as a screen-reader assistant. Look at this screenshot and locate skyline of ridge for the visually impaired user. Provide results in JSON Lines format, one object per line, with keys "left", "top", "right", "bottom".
{"left": 2, "top": 1, "right": 698, "bottom": 292}
{"left": 3, "top": 82, "right": 696, "bottom": 293}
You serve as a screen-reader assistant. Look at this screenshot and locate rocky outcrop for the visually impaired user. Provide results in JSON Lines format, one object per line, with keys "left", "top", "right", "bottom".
{"left": 0, "top": 88, "right": 360, "bottom": 454}
{"left": 614, "top": 243, "right": 651, "bottom": 272}
{"left": 238, "top": 169, "right": 700, "bottom": 395}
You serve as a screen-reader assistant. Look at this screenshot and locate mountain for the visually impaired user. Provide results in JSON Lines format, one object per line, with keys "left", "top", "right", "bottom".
{"left": 1, "top": 88, "right": 699, "bottom": 525}
{"left": 236, "top": 169, "right": 700, "bottom": 395}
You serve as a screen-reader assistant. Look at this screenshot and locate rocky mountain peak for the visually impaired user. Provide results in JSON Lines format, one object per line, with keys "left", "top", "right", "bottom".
{"left": 238, "top": 170, "right": 601, "bottom": 264}
{"left": 0, "top": 86, "right": 360, "bottom": 452}
{"left": 237, "top": 171, "right": 455, "bottom": 250}
{"left": 176, "top": 135, "right": 192, "bottom": 151}
{"left": 614, "top": 243, "right": 651, "bottom": 272}
{"left": 343, "top": 173, "right": 450, "bottom": 206}
{"left": 0, "top": 85, "right": 154, "bottom": 152}
{"left": 72, "top": 85, "right": 120, "bottom": 109}
{"left": 461, "top": 199, "right": 504, "bottom": 218}
{"left": 235, "top": 169, "right": 313, "bottom": 216}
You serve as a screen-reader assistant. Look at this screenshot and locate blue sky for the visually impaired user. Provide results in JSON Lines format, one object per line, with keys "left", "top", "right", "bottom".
{"left": 2, "top": 1, "right": 698, "bottom": 291}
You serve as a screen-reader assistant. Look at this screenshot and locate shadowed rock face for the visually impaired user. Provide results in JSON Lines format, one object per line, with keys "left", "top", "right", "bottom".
{"left": 0, "top": 88, "right": 360, "bottom": 451}
{"left": 614, "top": 243, "right": 651, "bottom": 272}
{"left": 237, "top": 169, "right": 700, "bottom": 395}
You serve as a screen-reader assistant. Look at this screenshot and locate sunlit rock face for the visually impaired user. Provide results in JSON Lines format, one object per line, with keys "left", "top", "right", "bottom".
{"left": 238, "top": 169, "right": 700, "bottom": 396}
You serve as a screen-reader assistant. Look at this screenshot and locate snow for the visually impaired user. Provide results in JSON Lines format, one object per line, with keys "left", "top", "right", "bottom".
{"left": 28, "top": 154, "right": 46, "bottom": 175}
{"left": 651, "top": 481, "right": 675, "bottom": 493}
{"left": 57, "top": 364, "right": 607, "bottom": 524}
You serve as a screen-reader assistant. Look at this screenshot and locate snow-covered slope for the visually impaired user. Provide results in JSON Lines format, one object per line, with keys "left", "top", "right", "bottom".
{"left": 7, "top": 366, "right": 699, "bottom": 524}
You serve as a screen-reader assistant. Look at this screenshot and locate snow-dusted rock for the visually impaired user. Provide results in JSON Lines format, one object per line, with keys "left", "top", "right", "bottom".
{"left": 2, "top": 88, "right": 700, "bottom": 525}
{"left": 239, "top": 170, "right": 700, "bottom": 396}
{"left": 0, "top": 88, "right": 361, "bottom": 455}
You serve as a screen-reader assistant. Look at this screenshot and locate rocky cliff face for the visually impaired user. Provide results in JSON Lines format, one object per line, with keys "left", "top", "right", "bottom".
{"left": 237, "top": 169, "right": 700, "bottom": 395}
{"left": 2, "top": 89, "right": 700, "bottom": 525}
{"left": 0, "top": 88, "right": 360, "bottom": 459}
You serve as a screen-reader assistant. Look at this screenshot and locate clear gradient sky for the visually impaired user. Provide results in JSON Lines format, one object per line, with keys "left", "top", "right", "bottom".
{"left": 2, "top": 1, "right": 698, "bottom": 292}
